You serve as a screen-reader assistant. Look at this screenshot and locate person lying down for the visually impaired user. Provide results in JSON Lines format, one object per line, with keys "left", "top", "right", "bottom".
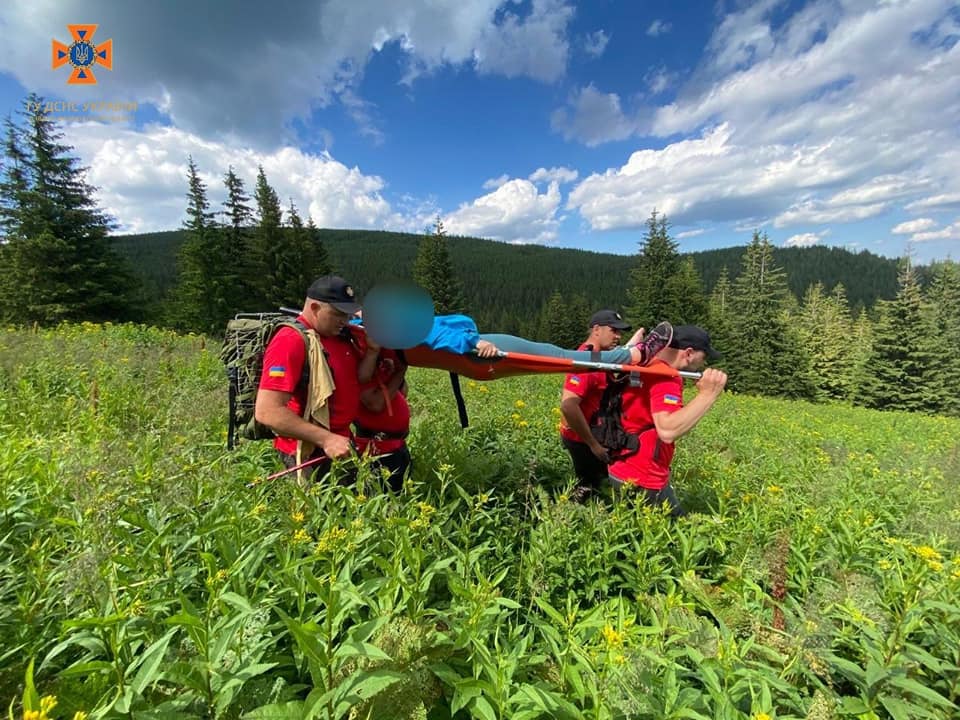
{"left": 421, "top": 313, "right": 674, "bottom": 367}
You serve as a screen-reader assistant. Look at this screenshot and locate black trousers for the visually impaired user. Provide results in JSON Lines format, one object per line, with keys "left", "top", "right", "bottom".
{"left": 608, "top": 475, "right": 686, "bottom": 518}
{"left": 358, "top": 445, "right": 411, "bottom": 493}
{"left": 561, "top": 436, "right": 608, "bottom": 488}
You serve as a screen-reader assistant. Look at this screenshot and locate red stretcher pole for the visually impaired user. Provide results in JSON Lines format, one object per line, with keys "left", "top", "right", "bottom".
{"left": 493, "top": 350, "right": 703, "bottom": 380}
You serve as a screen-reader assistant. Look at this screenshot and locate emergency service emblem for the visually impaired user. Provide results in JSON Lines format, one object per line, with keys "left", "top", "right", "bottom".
{"left": 52, "top": 25, "right": 113, "bottom": 85}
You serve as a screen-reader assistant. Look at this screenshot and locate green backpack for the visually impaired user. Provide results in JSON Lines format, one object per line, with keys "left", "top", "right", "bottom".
{"left": 220, "top": 312, "right": 309, "bottom": 449}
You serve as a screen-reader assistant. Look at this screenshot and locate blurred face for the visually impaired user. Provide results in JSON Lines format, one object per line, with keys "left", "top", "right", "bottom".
{"left": 593, "top": 324, "right": 623, "bottom": 350}
{"left": 308, "top": 301, "right": 351, "bottom": 336}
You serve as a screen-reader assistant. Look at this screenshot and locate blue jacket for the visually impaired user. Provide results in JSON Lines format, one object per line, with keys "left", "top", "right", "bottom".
{"left": 422, "top": 314, "right": 480, "bottom": 354}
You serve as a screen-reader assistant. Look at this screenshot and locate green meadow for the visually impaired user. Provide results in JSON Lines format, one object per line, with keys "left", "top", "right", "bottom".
{"left": 2, "top": 323, "right": 959, "bottom": 720}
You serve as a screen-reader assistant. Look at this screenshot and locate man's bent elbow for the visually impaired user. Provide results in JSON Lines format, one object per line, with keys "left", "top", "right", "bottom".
{"left": 656, "top": 428, "right": 679, "bottom": 444}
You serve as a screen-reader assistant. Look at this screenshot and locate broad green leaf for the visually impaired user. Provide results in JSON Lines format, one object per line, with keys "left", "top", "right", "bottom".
{"left": 219, "top": 591, "right": 255, "bottom": 614}
{"left": 878, "top": 694, "right": 930, "bottom": 720}
{"left": 470, "top": 695, "right": 498, "bottom": 720}
{"left": 128, "top": 629, "right": 177, "bottom": 696}
{"left": 21, "top": 658, "right": 39, "bottom": 712}
{"left": 886, "top": 675, "right": 956, "bottom": 709}
{"left": 57, "top": 660, "right": 115, "bottom": 678}
{"left": 241, "top": 701, "right": 304, "bottom": 719}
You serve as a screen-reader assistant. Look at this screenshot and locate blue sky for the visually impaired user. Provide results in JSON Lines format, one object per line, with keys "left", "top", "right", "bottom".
{"left": 1, "top": 0, "right": 958, "bottom": 262}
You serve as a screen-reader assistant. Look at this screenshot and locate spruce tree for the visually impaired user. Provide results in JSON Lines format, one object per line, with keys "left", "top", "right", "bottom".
{"left": 306, "top": 216, "right": 331, "bottom": 279}
{"left": 728, "top": 231, "right": 816, "bottom": 399}
{"left": 249, "top": 166, "right": 291, "bottom": 308}
{"left": 624, "top": 209, "right": 706, "bottom": 327}
{"left": 0, "top": 95, "right": 135, "bottom": 324}
{"left": 538, "top": 291, "right": 591, "bottom": 347}
{"left": 923, "top": 260, "right": 960, "bottom": 415}
{"left": 706, "top": 266, "right": 735, "bottom": 364}
{"left": 797, "top": 282, "right": 855, "bottom": 401}
{"left": 860, "top": 259, "right": 937, "bottom": 413}
{"left": 413, "top": 217, "right": 464, "bottom": 314}
{"left": 279, "top": 199, "right": 322, "bottom": 306}
{"left": 847, "top": 310, "right": 874, "bottom": 404}
{"left": 221, "top": 166, "right": 254, "bottom": 304}
{"left": 168, "top": 156, "right": 230, "bottom": 333}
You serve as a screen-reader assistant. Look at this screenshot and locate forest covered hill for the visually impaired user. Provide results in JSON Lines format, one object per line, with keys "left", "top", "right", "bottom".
{"left": 113, "top": 228, "right": 905, "bottom": 334}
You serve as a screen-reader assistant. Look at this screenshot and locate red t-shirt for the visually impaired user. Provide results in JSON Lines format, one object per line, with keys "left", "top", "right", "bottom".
{"left": 355, "top": 349, "right": 410, "bottom": 455}
{"left": 559, "top": 343, "right": 607, "bottom": 443}
{"left": 607, "top": 360, "right": 683, "bottom": 490}
{"left": 258, "top": 315, "right": 361, "bottom": 455}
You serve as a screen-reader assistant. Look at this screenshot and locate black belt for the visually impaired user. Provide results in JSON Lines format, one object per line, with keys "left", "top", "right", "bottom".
{"left": 354, "top": 424, "right": 409, "bottom": 441}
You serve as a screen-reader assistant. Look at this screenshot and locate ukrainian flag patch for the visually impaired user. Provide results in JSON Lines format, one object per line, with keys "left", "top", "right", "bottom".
{"left": 568, "top": 375, "right": 581, "bottom": 386}
{"left": 663, "top": 394, "right": 680, "bottom": 405}
{"left": 268, "top": 365, "right": 286, "bottom": 378}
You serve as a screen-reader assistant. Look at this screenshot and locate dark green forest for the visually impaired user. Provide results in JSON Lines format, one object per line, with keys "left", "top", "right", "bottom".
{"left": 113, "top": 228, "right": 907, "bottom": 335}
{"left": 4, "top": 95, "right": 959, "bottom": 416}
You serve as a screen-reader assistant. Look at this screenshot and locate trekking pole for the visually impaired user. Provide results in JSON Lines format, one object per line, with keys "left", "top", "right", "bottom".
{"left": 248, "top": 456, "right": 327, "bottom": 487}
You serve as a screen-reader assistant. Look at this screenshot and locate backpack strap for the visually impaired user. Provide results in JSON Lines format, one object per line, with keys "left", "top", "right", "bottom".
{"left": 450, "top": 372, "right": 469, "bottom": 428}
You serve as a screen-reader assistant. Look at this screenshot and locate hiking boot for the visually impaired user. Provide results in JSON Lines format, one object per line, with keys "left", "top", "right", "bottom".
{"left": 569, "top": 485, "right": 594, "bottom": 504}
{"left": 640, "top": 321, "right": 673, "bottom": 365}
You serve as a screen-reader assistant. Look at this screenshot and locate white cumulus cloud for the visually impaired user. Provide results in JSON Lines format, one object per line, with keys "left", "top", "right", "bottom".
{"left": 646, "top": 20, "right": 672, "bottom": 37}
{"left": 891, "top": 218, "right": 936, "bottom": 235}
{"left": 784, "top": 232, "right": 824, "bottom": 248}
{"left": 61, "top": 123, "right": 434, "bottom": 235}
{"left": 583, "top": 29, "right": 609, "bottom": 58}
{"left": 565, "top": 1, "right": 960, "bottom": 239}
{"left": 0, "top": 0, "right": 576, "bottom": 144}
{"left": 444, "top": 178, "right": 563, "bottom": 244}
{"left": 529, "top": 166, "right": 578, "bottom": 185}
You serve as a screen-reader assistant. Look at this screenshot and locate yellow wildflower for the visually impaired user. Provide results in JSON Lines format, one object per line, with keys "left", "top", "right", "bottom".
{"left": 912, "top": 545, "right": 942, "bottom": 562}
{"left": 292, "top": 528, "right": 311, "bottom": 544}
{"left": 252, "top": 503, "right": 267, "bottom": 516}
{"left": 290, "top": 510, "right": 305, "bottom": 524}
{"left": 73, "top": 713, "right": 89, "bottom": 720}
{"left": 316, "top": 526, "right": 349, "bottom": 553}
{"left": 517, "top": 420, "right": 528, "bottom": 428}
{"left": 515, "top": 399, "right": 526, "bottom": 409}
{"left": 601, "top": 624, "right": 624, "bottom": 648}
{"left": 766, "top": 485, "right": 783, "bottom": 493}
{"left": 752, "top": 714, "right": 772, "bottom": 720}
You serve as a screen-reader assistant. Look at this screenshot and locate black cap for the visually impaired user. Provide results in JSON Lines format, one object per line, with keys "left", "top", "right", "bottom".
{"left": 589, "top": 309, "right": 631, "bottom": 331}
{"left": 307, "top": 275, "right": 361, "bottom": 314}
{"left": 669, "top": 325, "right": 722, "bottom": 360}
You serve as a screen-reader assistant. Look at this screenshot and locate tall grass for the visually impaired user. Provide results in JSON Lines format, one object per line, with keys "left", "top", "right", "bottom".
{"left": 1, "top": 323, "right": 958, "bottom": 719}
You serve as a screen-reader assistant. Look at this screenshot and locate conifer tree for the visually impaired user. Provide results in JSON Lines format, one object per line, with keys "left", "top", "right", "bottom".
{"left": 798, "top": 283, "right": 855, "bottom": 401}
{"left": 728, "top": 231, "right": 816, "bottom": 398}
{"left": 306, "top": 216, "right": 332, "bottom": 278}
{"left": 923, "top": 260, "right": 960, "bottom": 415}
{"left": 168, "top": 156, "right": 232, "bottom": 333}
{"left": 860, "top": 259, "right": 937, "bottom": 413}
{"left": 278, "top": 199, "right": 322, "bottom": 306}
{"left": 221, "top": 166, "right": 254, "bottom": 307}
{"left": 538, "top": 291, "right": 591, "bottom": 347}
{"left": 624, "top": 210, "right": 706, "bottom": 327}
{"left": 706, "top": 266, "right": 735, "bottom": 362}
{"left": 248, "top": 166, "right": 291, "bottom": 308}
{"left": 847, "top": 309, "right": 874, "bottom": 404}
{"left": 0, "top": 95, "right": 135, "bottom": 324}
{"left": 413, "top": 216, "right": 464, "bottom": 314}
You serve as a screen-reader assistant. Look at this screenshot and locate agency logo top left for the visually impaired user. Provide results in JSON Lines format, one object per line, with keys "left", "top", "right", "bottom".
{"left": 52, "top": 24, "right": 113, "bottom": 85}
